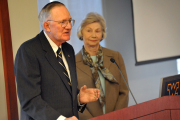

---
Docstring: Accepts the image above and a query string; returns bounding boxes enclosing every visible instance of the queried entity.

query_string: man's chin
[63,37,71,41]
[61,39,70,43]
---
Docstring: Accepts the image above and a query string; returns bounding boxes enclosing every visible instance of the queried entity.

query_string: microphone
[110,58,138,105]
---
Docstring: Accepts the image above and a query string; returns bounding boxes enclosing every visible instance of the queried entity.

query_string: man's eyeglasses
[47,19,75,27]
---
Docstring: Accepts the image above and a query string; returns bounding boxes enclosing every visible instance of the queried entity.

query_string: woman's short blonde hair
[77,12,106,41]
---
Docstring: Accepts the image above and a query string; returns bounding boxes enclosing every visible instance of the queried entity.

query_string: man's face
[46,6,72,46]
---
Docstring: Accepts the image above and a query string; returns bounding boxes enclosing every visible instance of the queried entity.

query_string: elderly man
[14,1,99,120]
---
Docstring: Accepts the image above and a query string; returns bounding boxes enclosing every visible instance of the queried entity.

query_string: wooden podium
[88,95,180,120]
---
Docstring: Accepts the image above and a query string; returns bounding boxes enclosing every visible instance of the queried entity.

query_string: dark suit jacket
[76,47,129,120]
[14,31,84,120]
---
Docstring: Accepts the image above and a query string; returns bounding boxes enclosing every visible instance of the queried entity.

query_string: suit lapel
[103,48,120,113]
[103,48,113,69]
[39,31,72,94]
[76,51,92,78]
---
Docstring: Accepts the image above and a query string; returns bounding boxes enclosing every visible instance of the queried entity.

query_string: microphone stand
[110,58,137,105]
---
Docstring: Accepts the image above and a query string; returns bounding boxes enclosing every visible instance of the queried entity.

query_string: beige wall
[0,35,8,120]
[7,0,40,58]
[0,0,40,119]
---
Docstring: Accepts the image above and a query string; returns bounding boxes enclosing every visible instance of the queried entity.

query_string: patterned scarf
[82,46,118,107]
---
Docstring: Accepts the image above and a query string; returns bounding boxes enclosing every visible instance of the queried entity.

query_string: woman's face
[82,22,103,47]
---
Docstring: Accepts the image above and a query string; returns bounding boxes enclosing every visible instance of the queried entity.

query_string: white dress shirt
[44,31,68,120]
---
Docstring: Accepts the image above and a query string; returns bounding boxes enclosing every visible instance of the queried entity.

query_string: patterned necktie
[57,47,71,87]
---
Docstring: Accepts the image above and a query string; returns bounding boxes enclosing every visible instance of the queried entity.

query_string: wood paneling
[171,110,180,120]
[89,96,180,120]
[0,0,19,120]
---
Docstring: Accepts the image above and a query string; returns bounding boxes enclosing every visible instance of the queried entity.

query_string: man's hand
[79,85,100,104]
[65,116,78,120]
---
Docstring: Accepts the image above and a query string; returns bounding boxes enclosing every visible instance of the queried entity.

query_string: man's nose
[65,21,72,29]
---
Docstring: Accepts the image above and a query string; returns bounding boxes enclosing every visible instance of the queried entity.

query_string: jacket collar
[76,47,114,77]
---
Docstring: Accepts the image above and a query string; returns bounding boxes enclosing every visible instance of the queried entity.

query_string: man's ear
[43,21,50,32]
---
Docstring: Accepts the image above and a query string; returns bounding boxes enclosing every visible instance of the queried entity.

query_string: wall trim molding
[0,0,19,120]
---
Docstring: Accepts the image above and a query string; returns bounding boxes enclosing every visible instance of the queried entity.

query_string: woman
[76,12,129,120]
